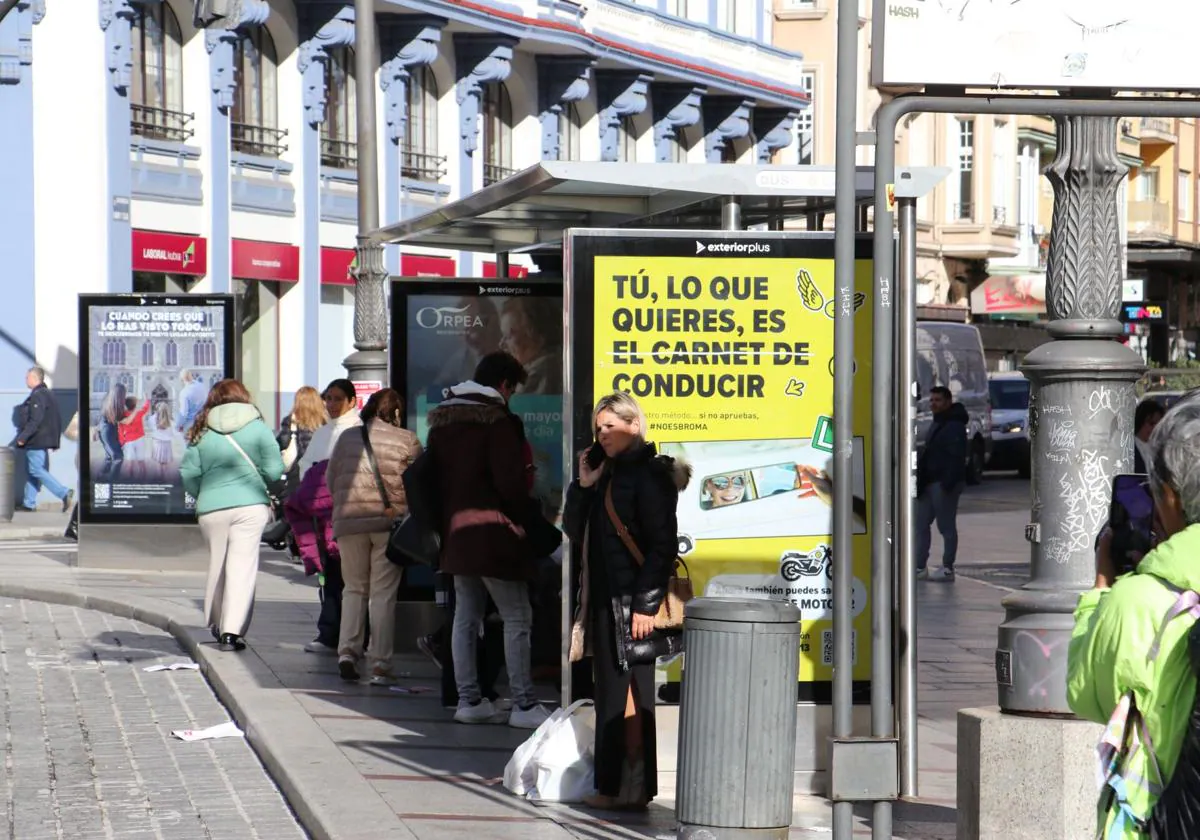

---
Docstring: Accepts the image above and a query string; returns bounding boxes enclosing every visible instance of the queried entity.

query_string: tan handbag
[604,482,693,631]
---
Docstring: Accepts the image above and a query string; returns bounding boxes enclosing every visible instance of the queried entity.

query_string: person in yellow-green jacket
[1068,394,1200,839]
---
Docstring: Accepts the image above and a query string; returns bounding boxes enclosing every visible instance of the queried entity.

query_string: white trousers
[200,504,270,637]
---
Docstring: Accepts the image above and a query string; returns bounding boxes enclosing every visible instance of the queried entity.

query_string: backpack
[1098,579,1200,839]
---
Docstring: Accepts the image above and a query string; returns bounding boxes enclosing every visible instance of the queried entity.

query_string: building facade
[1,0,805,495]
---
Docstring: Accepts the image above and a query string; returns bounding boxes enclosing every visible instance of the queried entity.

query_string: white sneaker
[932,567,956,582]
[304,639,338,655]
[508,704,552,730]
[454,698,499,725]
[493,698,514,713]
[915,568,929,581]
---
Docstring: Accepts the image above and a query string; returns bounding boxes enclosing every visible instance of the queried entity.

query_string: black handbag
[523,498,562,558]
[614,597,683,669]
[360,426,440,567]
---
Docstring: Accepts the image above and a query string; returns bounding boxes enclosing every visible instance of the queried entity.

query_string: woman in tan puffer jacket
[325,388,422,684]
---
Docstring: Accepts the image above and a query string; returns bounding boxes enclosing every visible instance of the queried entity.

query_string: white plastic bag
[503,699,595,803]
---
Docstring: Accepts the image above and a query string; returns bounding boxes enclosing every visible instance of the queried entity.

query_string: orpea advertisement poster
[568,231,873,696]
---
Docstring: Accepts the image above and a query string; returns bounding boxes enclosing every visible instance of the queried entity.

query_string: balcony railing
[992,206,1008,225]
[232,123,288,158]
[953,202,974,221]
[483,162,517,187]
[131,104,194,143]
[1129,199,1171,235]
[321,138,357,170]
[402,149,447,183]
[1139,118,1177,142]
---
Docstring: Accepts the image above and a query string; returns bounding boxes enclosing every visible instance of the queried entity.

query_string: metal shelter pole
[495,252,510,278]
[721,197,742,231]
[345,0,389,384]
[832,0,861,834]
[873,93,1183,719]
[895,197,918,797]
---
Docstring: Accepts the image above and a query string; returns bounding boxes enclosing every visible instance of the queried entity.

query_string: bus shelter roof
[370,162,949,253]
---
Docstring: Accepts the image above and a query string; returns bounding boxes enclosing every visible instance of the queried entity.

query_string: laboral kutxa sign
[568,230,873,697]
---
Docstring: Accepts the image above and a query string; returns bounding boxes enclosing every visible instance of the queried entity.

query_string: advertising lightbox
[78,294,237,524]
[568,231,874,700]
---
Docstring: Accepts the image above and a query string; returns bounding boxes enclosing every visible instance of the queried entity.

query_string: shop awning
[370,162,949,253]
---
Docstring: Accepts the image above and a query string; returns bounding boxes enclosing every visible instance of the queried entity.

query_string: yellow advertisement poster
[573,232,874,695]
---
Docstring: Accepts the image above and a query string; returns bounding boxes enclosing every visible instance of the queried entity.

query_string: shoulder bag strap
[359,424,392,510]
[604,480,645,567]
[223,433,269,493]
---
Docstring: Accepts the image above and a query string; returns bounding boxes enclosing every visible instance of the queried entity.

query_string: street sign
[871,0,1200,92]
[568,230,874,699]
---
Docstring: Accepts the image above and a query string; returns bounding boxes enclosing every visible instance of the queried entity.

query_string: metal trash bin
[676,597,802,840]
[0,447,14,522]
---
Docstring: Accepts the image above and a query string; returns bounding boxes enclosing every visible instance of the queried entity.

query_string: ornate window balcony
[321,138,357,170]
[131,104,194,143]
[483,163,517,186]
[232,123,288,158]
[402,149,447,183]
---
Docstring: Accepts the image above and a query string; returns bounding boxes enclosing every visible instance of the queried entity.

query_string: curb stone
[0,581,419,840]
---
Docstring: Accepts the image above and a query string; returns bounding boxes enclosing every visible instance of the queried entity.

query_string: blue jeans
[23,448,68,509]
[916,482,963,570]
[452,576,536,709]
[98,421,123,482]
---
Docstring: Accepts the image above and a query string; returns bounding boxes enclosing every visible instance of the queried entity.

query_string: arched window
[558,103,581,162]
[92,373,110,395]
[141,340,154,366]
[617,116,637,162]
[102,340,127,367]
[165,339,178,368]
[482,82,513,186]
[321,47,357,169]
[232,27,283,157]
[130,4,188,142]
[193,339,217,368]
[117,373,135,393]
[404,65,442,182]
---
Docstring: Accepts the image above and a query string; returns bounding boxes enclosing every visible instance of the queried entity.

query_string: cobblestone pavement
[0,598,307,840]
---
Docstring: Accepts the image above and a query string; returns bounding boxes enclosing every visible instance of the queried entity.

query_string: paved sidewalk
[0,477,1028,840]
[0,596,305,839]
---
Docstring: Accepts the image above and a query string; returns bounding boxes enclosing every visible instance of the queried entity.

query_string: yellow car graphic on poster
[577,232,875,692]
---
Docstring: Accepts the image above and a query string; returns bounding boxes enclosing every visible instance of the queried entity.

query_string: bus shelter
[372,161,946,795]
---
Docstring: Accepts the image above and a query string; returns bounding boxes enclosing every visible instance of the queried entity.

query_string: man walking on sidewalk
[427,351,548,730]
[14,367,71,514]
[916,385,967,581]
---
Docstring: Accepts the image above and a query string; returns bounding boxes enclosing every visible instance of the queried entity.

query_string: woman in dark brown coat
[326,388,421,685]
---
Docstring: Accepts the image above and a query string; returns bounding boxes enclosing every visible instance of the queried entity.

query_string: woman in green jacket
[1068,394,1200,838]
[180,379,284,652]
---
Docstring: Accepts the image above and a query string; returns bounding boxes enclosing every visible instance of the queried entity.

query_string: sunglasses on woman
[709,475,746,490]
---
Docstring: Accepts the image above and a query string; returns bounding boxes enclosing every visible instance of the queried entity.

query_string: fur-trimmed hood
[613,442,691,494]
[427,380,511,430]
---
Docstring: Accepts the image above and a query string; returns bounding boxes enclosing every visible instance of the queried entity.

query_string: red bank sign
[232,239,300,283]
[319,247,456,284]
[132,230,208,276]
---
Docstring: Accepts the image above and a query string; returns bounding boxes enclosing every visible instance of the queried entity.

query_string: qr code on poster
[93,484,111,503]
[821,630,857,666]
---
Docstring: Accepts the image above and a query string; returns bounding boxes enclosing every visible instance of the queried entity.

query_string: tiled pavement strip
[0,476,1030,840]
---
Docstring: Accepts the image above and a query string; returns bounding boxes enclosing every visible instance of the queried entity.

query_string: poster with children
[78,295,235,522]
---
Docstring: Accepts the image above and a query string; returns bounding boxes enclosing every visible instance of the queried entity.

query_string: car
[987,372,1030,478]
[1140,390,1188,411]
[915,322,993,484]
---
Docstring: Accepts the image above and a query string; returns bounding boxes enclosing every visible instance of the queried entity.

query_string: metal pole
[344,0,390,384]
[721,196,742,231]
[896,197,918,796]
[832,0,859,834]
[495,252,510,279]
[1000,115,1143,714]
[873,94,1173,720]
